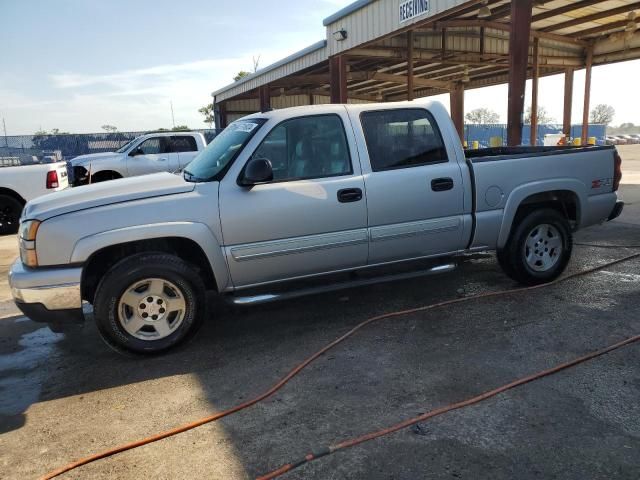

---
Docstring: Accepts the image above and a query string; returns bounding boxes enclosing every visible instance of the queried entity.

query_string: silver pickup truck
[9,101,623,354]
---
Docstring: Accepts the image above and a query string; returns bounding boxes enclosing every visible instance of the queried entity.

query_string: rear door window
[360,109,448,171]
[170,136,198,153]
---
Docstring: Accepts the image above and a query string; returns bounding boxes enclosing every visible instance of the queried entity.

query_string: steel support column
[581,46,593,145]
[259,85,271,112]
[530,37,540,146]
[563,69,574,140]
[450,82,465,144]
[215,102,227,129]
[330,55,348,104]
[407,30,414,101]
[507,0,533,146]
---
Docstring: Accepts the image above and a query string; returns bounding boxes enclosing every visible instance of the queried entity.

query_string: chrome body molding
[229,229,369,262]
[369,217,461,242]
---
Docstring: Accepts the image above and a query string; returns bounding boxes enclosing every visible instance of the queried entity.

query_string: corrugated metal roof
[212,40,328,101]
[323,0,377,26]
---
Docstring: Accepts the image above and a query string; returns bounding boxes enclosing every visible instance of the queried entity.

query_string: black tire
[498,208,573,286]
[93,253,207,355]
[0,194,24,235]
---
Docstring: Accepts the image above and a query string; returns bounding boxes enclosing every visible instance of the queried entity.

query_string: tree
[590,104,615,125]
[198,103,215,128]
[234,71,251,82]
[524,105,554,124]
[465,108,500,124]
[101,125,118,133]
[171,125,190,131]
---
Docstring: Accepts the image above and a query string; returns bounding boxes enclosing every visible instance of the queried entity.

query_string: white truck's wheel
[498,208,573,286]
[94,253,206,354]
[0,194,23,235]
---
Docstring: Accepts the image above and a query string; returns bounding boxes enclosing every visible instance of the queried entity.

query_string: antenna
[2,117,7,147]
[170,101,176,128]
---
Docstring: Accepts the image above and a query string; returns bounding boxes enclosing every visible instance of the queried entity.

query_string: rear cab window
[360,109,448,172]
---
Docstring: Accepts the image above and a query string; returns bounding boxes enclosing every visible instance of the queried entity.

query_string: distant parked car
[605,136,618,145]
[629,134,640,143]
[68,132,207,186]
[620,135,639,144]
[613,135,629,145]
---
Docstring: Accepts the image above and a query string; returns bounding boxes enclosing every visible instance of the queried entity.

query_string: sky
[1,0,639,135]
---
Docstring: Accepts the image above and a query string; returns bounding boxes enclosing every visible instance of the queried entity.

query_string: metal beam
[330,55,348,103]
[450,82,465,144]
[407,30,414,101]
[542,2,640,33]
[531,0,603,24]
[436,19,588,46]
[259,85,270,112]
[574,20,628,39]
[563,69,574,138]
[507,0,533,146]
[582,45,593,145]
[530,38,540,146]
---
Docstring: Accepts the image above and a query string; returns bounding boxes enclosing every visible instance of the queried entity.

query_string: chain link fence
[0,129,221,165]
[464,124,607,148]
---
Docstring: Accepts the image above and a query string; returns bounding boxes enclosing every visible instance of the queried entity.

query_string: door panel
[126,137,178,176]
[365,164,466,263]
[219,112,368,288]
[354,107,467,264]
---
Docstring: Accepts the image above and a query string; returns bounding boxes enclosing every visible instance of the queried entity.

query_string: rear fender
[498,179,586,249]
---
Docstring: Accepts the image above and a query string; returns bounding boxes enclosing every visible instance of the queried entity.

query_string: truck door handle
[431,178,454,192]
[337,188,363,203]
[159,157,167,161]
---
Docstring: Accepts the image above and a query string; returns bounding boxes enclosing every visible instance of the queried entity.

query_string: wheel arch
[0,187,27,205]
[75,222,230,303]
[498,180,585,249]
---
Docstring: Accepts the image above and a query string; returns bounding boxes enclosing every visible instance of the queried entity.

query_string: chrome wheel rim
[118,278,187,341]
[524,223,563,272]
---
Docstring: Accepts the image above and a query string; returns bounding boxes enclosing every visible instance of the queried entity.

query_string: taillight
[46,170,59,189]
[613,150,622,192]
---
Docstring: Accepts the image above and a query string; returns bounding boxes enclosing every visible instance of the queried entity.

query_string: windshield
[183,119,266,182]
[115,138,138,153]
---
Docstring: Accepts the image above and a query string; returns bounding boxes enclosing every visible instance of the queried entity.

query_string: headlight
[19,220,40,267]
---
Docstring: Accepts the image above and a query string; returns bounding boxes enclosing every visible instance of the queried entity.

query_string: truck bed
[466,145,614,162]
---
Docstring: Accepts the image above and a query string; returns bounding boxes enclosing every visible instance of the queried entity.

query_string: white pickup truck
[69,132,207,185]
[9,101,623,354]
[0,162,69,235]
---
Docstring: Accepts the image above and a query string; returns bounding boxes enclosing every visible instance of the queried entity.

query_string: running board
[229,263,456,306]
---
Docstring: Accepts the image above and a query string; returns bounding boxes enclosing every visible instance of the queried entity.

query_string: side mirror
[129,146,144,157]
[239,158,273,186]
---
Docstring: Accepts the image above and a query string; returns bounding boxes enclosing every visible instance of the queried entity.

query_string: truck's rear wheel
[94,253,206,354]
[498,208,572,286]
[0,194,23,235]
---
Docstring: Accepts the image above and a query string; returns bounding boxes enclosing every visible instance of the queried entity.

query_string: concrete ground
[1,147,640,479]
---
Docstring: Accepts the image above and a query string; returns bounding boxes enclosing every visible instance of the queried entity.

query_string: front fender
[71,221,230,291]
[497,179,586,249]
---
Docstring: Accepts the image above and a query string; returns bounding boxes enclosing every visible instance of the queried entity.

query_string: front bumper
[9,259,84,326]
[608,201,624,221]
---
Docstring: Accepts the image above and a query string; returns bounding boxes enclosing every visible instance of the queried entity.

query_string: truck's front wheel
[94,253,206,354]
[498,208,572,286]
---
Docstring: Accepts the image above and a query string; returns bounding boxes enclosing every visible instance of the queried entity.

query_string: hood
[70,152,121,166]
[23,172,196,221]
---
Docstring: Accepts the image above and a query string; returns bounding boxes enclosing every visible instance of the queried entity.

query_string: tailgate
[52,162,70,191]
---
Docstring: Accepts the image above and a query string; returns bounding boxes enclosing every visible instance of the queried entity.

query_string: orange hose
[257,332,640,479]
[40,252,640,480]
